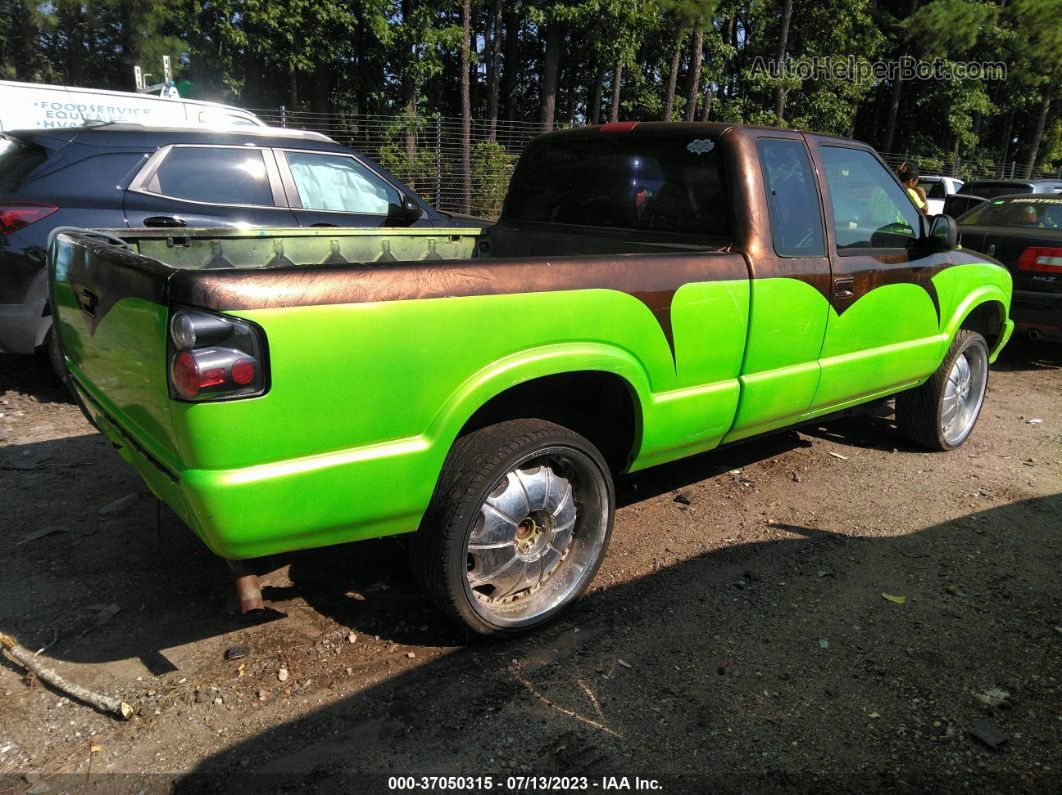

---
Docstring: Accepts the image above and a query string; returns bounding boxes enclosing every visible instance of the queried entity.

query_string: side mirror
[926,213,958,252]
[388,195,423,222]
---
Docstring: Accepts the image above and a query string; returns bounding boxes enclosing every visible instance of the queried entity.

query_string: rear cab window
[502,133,732,239]
[819,146,920,251]
[756,138,825,257]
[146,146,276,206]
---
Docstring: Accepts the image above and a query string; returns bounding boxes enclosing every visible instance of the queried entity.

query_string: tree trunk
[1023,92,1051,176]
[609,59,624,122]
[774,0,793,124]
[663,41,681,120]
[998,109,1013,173]
[460,0,472,214]
[486,0,503,139]
[725,16,737,99]
[500,7,520,120]
[288,61,298,108]
[311,67,329,114]
[881,0,920,152]
[700,82,713,121]
[564,58,578,124]
[540,23,562,131]
[880,59,905,152]
[685,22,705,122]
[590,65,604,125]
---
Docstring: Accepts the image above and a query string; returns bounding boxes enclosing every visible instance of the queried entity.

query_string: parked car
[958,194,1062,341]
[917,175,964,215]
[0,79,264,130]
[944,177,1062,218]
[0,123,476,358]
[51,122,1013,635]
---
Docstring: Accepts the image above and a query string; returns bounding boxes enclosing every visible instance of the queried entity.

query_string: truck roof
[534,121,864,146]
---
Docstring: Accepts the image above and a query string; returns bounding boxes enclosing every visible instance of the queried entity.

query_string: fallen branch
[509,663,624,739]
[0,632,132,720]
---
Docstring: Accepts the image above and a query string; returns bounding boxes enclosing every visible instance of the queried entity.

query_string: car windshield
[959,197,1062,229]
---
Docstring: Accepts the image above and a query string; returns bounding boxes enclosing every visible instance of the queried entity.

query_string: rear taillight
[0,202,58,235]
[1017,246,1062,273]
[168,308,268,401]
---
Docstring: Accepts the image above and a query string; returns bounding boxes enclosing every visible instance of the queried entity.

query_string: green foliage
[1,0,1059,185]
[374,112,441,196]
[470,140,516,217]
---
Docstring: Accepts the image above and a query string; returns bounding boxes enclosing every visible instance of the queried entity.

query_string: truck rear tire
[896,329,989,451]
[410,419,614,636]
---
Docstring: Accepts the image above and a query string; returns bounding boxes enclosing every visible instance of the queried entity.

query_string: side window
[152,147,274,206]
[820,146,919,251]
[756,138,825,257]
[919,180,946,199]
[283,151,400,214]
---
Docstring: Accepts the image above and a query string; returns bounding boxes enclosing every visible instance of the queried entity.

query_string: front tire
[410,419,614,636]
[896,329,989,450]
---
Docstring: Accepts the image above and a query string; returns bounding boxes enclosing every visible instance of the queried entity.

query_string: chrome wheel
[941,340,988,446]
[464,451,608,628]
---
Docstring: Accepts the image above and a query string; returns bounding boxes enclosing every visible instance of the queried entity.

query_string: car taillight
[0,202,58,235]
[168,307,268,401]
[1017,246,1062,273]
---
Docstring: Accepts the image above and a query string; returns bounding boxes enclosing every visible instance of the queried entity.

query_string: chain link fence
[252,108,1060,218]
[251,109,544,218]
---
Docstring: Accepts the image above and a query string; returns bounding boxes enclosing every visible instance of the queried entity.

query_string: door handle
[143,215,187,228]
[833,277,855,300]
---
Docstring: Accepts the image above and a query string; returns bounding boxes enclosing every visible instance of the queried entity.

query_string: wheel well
[960,301,1006,351]
[460,371,639,474]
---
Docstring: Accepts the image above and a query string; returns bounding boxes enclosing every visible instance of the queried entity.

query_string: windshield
[959,197,1062,229]
[503,134,732,238]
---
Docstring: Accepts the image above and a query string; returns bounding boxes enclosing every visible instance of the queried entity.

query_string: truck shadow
[0,351,72,404]
[0,426,822,668]
[173,494,1061,790]
[991,334,1061,372]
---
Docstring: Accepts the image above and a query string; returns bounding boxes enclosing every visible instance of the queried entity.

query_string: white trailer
[0,80,264,131]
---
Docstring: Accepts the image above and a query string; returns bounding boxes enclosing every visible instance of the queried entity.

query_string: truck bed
[118,223,726,271]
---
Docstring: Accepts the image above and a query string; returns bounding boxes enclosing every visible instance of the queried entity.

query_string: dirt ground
[0,338,1059,793]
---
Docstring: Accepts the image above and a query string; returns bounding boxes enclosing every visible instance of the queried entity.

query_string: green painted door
[724,134,831,443]
[809,144,946,413]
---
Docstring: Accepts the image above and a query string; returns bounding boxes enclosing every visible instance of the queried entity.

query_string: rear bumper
[1012,290,1062,341]
[72,378,437,560]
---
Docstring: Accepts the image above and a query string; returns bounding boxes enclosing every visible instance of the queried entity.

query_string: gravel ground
[0,338,1059,793]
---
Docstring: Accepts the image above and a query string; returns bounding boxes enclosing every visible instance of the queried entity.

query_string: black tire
[896,329,989,451]
[410,419,614,637]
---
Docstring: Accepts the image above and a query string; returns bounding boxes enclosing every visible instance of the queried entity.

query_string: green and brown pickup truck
[50,122,1013,635]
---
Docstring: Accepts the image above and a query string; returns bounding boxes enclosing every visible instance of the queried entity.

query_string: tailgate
[49,231,182,473]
